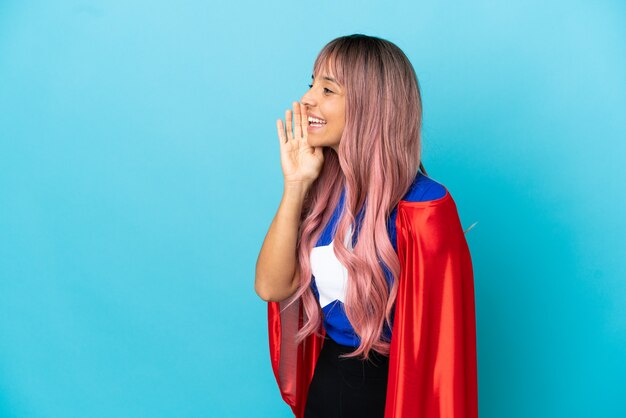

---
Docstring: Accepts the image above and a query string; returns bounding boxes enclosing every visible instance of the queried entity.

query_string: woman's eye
[307,84,333,94]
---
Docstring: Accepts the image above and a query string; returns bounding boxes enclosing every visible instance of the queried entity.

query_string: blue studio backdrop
[0,1,625,417]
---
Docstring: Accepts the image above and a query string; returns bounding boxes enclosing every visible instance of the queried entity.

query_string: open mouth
[308,116,327,128]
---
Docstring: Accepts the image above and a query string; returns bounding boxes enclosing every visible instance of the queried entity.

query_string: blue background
[1,1,625,417]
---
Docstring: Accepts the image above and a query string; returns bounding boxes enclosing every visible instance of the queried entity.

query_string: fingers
[300,102,308,141]
[285,108,293,142]
[276,119,287,145]
[278,101,307,145]
[293,102,302,138]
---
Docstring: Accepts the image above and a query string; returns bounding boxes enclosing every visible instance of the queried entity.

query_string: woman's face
[300,69,346,152]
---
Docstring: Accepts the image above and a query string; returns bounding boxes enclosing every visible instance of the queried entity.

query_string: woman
[255,34,478,418]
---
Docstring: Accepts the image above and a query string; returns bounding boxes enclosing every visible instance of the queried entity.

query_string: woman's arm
[254,182,309,302]
[256,101,323,302]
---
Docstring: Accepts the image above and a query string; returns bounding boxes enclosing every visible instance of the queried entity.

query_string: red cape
[268,191,478,417]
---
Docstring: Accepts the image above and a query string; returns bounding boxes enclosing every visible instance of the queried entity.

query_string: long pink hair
[283,34,426,360]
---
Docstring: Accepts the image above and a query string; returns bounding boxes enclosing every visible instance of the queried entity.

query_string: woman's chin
[306,137,338,150]
[306,138,320,147]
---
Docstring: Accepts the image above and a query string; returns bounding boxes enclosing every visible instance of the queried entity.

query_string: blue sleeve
[402,173,447,202]
[417,181,447,201]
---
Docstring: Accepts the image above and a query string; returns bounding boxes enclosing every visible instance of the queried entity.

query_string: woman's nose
[300,90,315,107]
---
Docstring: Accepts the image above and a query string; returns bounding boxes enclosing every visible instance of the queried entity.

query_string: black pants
[304,336,389,418]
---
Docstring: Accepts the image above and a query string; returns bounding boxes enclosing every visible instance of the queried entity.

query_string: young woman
[255,34,478,418]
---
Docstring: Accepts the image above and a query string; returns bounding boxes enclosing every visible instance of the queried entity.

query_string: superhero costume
[267,185,478,418]
[309,172,447,347]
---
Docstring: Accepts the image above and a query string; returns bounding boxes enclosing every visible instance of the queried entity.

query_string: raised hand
[276,101,325,186]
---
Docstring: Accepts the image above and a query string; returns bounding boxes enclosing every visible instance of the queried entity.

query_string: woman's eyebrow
[311,74,339,86]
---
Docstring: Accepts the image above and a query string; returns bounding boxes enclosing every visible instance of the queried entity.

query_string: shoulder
[396,173,467,254]
[401,171,447,203]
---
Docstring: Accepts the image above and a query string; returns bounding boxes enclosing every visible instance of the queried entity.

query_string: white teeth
[308,116,326,124]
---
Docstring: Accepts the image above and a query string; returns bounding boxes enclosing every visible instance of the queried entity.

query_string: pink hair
[283,34,426,360]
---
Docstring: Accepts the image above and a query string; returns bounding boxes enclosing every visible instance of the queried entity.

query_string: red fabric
[267,191,478,418]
